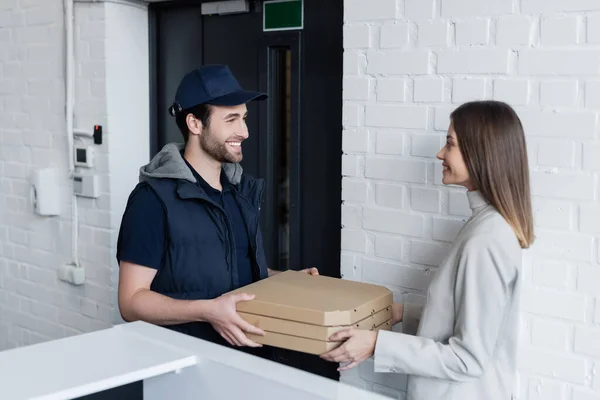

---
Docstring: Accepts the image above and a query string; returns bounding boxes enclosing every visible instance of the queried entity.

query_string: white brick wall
[455,18,490,46]
[342,1,600,398]
[0,0,148,351]
[2,1,600,397]
[0,0,96,349]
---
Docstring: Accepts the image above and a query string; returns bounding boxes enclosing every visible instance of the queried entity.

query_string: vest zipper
[233,182,265,279]
[253,183,265,277]
[215,202,237,288]
[197,197,236,278]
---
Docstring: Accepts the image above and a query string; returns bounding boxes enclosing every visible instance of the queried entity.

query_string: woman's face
[436,123,474,190]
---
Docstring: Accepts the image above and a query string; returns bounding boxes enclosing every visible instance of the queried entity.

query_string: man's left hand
[320,329,377,371]
[268,267,319,277]
[300,267,319,276]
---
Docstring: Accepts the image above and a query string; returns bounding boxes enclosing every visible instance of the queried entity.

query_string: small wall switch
[58,264,85,285]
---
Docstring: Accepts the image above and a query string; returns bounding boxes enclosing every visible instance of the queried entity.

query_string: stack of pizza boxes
[232,270,394,355]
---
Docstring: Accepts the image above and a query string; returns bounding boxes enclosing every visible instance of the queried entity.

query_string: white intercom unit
[30,168,60,216]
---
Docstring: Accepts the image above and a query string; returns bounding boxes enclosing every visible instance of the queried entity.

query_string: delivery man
[115,64,317,359]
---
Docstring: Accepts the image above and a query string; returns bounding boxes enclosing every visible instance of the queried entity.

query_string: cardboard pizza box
[246,319,393,355]
[231,270,393,326]
[239,306,392,341]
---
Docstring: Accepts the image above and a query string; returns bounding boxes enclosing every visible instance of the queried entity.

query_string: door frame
[258,32,302,272]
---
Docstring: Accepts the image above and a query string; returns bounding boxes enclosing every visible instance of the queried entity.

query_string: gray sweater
[374,190,522,400]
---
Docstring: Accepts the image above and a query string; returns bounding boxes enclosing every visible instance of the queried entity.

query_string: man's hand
[205,292,265,347]
[300,267,319,276]
[320,329,378,371]
[268,267,319,276]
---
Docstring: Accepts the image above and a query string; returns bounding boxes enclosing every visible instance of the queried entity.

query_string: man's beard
[199,128,241,163]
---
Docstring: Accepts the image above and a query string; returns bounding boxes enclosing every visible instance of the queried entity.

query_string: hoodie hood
[139,142,243,185]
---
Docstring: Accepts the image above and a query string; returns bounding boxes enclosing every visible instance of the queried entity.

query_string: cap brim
[206,90,268,106]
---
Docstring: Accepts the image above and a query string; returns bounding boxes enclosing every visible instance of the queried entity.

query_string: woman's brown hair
[451,100,534,249]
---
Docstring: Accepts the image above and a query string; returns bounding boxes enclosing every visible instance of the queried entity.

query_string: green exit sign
[263,0,303,32]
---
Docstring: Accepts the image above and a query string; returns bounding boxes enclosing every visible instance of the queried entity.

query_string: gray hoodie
[139,142,244,185]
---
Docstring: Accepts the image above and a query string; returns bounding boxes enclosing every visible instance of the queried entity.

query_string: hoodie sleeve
[373,234,517,381]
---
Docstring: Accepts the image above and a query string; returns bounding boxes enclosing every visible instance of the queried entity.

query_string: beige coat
[374,190,522,400]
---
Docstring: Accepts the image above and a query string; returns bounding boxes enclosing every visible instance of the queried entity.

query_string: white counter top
[0,321,391,400]
[0,323,196,400]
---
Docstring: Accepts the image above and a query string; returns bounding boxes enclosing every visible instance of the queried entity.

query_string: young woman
[321,100,534,400]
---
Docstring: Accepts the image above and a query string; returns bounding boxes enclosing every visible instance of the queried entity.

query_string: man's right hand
[205,292,265,347]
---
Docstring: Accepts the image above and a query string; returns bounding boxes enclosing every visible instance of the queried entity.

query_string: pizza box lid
[231,270,393,326]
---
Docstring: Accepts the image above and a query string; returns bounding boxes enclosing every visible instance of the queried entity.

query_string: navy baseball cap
[169,64,267,117]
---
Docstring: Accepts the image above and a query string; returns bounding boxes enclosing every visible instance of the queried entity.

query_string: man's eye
[227,119,234,123]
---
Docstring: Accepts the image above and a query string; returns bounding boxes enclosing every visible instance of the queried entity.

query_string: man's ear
[186,113,203,136]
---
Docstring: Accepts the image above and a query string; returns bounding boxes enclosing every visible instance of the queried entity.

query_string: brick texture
[342,0,600,397]
[0,1,108,351]
[0,0,151,352]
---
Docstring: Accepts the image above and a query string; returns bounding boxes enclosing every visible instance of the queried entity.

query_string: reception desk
[0,321,390,400]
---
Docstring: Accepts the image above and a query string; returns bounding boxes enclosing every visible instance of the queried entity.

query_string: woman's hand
[319,329,378,371]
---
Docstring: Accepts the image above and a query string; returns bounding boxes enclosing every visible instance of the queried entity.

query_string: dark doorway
[150,0,343,380]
